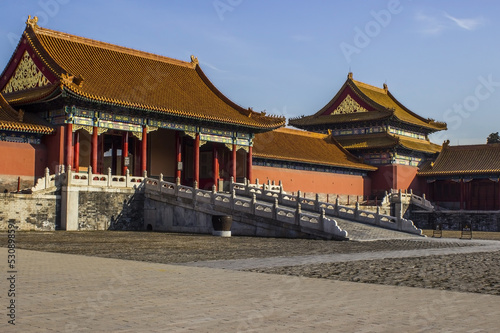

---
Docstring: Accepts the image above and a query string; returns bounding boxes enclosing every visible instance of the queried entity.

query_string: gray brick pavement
[2,247,499,332]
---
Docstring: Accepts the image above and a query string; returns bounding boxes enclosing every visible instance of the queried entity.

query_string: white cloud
[414,10,486,35]
[444,12,485,31]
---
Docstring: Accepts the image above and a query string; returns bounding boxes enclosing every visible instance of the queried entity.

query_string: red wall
[42,125,65,173]
[252,165,370,196]
[369,164,420,196]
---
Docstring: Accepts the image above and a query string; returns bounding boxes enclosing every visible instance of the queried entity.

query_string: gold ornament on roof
[190,55,199,67]
[331,94,368,115]
[2,51,50,94]
[26,15,39,29]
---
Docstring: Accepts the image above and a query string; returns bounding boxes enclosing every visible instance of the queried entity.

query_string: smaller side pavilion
[252,128,376,195]
[0,92,53,191]
[418,142,500,210]
[289,73,446,196]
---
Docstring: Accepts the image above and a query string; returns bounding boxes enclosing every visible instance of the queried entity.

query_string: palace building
[0,16,285,191]
[289,73,447,196]
[418,141,500,210]
[2,17,499,213]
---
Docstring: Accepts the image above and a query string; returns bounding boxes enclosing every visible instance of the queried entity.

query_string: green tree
[487,132,500,144]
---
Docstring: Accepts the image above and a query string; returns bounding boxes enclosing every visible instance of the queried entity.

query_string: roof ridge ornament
[383,83,388,92]
[26,15,39,29]
[348,72,353,80]
[190,55,199,67]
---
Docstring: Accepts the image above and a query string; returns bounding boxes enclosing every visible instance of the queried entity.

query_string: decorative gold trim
[147,126,158,133]
[73,125,93,134]
[331,94,368,115]
[236,145,249,153]
[184,131,197,140]
[97,127,109,135]
[2,51,50,94]
[225,143,234,151]
[132,131,142,140]
[199,140,207,147]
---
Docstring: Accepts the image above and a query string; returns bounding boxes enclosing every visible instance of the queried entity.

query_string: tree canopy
[487,132,500,144]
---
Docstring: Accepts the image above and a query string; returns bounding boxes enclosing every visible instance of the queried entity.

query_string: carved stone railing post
[231,189,236,210]
[273,198,278,220]
[175,177,180,197]
[44,167,50,188]
[320,208,326,230]
[230,176,234,193]
[192,181,198,204]
[143,170,148,178]
[295,203,302,225]
[211,185,217,205]
[105,167,111,187]
[88,166,94,186]
[315,193,320,212]
[297,190,302,204]
[251,193,257,215]
[334,197,340,216]
[355,201,360,220]
[255,178,259,187]
[376,206,381,225]
[66,166,73,186]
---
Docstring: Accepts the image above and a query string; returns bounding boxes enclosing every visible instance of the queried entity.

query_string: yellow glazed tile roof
[289,74,447,132]
[336,132,441,154]
[253,127,377,171]
[0,92,54,134]
[4,20,285,130]
[418,142,500,176]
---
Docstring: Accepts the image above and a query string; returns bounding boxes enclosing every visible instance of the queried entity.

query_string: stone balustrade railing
[31,166,146,192]
[145,177,422,236]
[381,189,434,211]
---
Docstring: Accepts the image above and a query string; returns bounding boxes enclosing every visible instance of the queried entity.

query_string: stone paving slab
[183,239,500,270]
[2,249,499,332]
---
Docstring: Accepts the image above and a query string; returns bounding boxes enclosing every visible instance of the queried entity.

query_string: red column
[92,126,98,173]
[73,131,80,172]
[213,144,219,190]
[194,134,200,186]
[231,144,237,181]
[141,126,147,175]
[460,180,464,210]
[247,146,253,183]
[122,131,129,175]
[175,132,182,180]
[65,123,73,169]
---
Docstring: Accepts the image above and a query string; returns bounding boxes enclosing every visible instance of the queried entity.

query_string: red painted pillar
[92,126,98,173]
[194,133,200,186]
[213,144,219,190]
[141,126,147,175]
[247,146,253,183]
[459,180,464,210]
[231,144,237,181]
[65,123,73,169]
[73,131,80,172]
[175,132,182,180]
[122,131,129,175]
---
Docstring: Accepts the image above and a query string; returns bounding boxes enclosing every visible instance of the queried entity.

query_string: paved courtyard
[1,232,499,332]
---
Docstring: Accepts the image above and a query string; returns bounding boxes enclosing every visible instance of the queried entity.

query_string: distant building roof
[0,92,53,134]
[1,16,285,131]
[289,73,447,132]
[337,132,442,154]
[418,142,500,176]
[253,127,377,171]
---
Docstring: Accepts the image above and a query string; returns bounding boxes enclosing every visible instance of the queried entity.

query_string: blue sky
[1,0,499,145]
